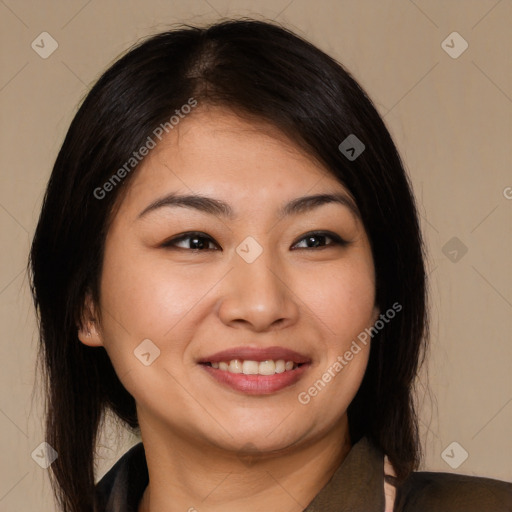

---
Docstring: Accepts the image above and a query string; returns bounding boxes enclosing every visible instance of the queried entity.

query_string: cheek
[100,241,212,340]
[97,243,214,399]
[298,346,370,427]
[298,256,377,342]
[295,256,376,419]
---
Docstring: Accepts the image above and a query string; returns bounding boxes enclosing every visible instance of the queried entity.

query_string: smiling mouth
[201,359,304,375]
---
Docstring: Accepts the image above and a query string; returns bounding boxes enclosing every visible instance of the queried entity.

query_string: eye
[161,230,349,252]
[291,231,349,250]
[161,231,220,251]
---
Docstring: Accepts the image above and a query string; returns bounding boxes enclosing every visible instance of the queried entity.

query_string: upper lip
[198,346,311,364]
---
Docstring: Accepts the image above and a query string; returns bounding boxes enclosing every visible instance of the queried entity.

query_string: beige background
[1,0,511,509]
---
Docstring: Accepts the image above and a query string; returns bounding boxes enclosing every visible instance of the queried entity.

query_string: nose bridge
[217,241,299,331]
[238,245,283,296]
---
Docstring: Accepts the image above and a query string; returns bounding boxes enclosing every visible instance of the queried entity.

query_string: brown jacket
[95,436,512,511]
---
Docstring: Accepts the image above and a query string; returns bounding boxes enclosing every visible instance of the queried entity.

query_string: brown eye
[292,231,349,250]
[161,230,349,252]
[161,232,220,251]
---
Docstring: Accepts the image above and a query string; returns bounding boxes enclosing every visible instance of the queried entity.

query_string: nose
[216,249,300,333]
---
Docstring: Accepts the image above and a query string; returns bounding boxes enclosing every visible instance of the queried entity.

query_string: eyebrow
[137,191,360,221]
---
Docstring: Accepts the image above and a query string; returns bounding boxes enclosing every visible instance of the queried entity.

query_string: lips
[198,346,311,364]
[198,346,312,395]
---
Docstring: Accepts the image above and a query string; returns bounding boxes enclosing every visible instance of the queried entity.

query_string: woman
[29,18,511,512]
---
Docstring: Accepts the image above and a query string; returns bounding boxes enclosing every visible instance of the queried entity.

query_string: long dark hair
[29,18,429,512]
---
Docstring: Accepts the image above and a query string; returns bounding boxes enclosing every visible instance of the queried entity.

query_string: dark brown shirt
[95,437,512,511]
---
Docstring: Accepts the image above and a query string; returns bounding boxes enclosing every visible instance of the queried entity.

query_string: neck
[137,415,352,512]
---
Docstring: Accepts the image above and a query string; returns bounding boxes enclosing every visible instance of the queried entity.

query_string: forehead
[116,106,355,217]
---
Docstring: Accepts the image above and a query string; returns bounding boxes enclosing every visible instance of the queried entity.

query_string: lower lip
[200,364,310,395]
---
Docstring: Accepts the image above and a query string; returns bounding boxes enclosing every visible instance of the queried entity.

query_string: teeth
[258,360,275,375]
[275,360,285,373]
[208,359,300,375]
[242,360,259,374]
[229,359,243,373]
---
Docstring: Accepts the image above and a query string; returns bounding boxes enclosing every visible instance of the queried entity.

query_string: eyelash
[160,231,349,252]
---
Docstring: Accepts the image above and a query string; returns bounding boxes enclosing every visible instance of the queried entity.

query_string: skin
[79,106,380,512]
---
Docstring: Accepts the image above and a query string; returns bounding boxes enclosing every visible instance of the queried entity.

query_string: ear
[77,293,103,347]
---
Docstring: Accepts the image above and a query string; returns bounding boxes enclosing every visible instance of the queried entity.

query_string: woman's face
[84,107,379,454]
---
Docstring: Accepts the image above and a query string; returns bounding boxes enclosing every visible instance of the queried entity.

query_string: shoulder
[95,442,148,512]
[395,470,512,512]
